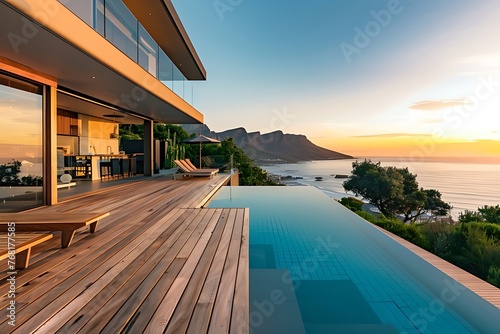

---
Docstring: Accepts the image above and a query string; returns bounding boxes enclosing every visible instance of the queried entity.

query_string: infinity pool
[208,186,499,334]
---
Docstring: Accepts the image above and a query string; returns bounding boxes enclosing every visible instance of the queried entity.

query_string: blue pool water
[208,186,500,334]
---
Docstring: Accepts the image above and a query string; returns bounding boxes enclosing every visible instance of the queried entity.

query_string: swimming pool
[207,186,499,334]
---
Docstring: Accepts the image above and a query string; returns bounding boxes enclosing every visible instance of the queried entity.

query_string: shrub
[448,224,500,283]
[340,197,364,212]
[369,216,428,249]
[459,222,500,242]
[487,266,500,287]
[353,208,500,288]
[355,210,376,223]
[419,223,455,258]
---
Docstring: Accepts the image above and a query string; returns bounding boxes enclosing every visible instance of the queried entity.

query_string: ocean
[259,158,500,218]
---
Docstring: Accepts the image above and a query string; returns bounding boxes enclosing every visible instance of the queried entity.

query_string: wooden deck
[0,175,249,333]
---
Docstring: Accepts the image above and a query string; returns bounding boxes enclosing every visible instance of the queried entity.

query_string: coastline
[260,159,500,219]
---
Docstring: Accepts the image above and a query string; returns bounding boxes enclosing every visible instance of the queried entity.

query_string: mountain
[182,125,353,163]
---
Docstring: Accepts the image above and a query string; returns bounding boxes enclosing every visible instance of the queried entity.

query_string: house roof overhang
[123,0,206,80]
[0,0,204,124]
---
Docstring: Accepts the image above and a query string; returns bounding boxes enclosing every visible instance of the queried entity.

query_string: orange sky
[315,135,500,162]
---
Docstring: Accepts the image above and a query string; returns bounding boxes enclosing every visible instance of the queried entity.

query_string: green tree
[154,124,191,142]
[459,205,500,225]
[458,210,484,223]
[343,160,450,222]
[424,189,452,216]
[478,205,500,224]
[203,138,278,186]
[0,160,42,186]
[0,160,22,185]
[119,124,143,140]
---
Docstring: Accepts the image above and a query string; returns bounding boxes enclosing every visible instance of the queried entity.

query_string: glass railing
[59,0,196,107]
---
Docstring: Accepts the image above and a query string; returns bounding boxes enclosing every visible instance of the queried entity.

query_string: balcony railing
[59,0,195,106]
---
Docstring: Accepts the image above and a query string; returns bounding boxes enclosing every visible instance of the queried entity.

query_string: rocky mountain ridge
[182,125,353,163]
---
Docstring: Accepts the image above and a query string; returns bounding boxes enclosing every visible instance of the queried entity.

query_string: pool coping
[372,224,500,308]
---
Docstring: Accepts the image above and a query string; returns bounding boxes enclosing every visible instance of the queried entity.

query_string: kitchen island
[64,154,132,180]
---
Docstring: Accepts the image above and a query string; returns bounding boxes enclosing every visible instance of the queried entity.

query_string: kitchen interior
[56,102,143,189]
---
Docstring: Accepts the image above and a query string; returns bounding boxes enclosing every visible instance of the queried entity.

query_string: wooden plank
[142,209,227,333]
[209,208,245,333]
[0,174,248,333]
[0,191,171,293]
[28,208,193,334]
[6,209,188,333]
[193,175,232,209]
[185,209,237,334]
[68,209,212,333]
[230,208,249,334]
[0,199,162,298]
[166,209,236,334]
[2,182,197,291]
[51,209,207,333]
[120,209,223,333]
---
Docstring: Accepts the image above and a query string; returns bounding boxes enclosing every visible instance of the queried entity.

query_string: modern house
[1,2,499,333]
[0,0,206,212]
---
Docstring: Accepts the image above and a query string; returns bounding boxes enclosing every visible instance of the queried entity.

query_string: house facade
[0,0,206,212]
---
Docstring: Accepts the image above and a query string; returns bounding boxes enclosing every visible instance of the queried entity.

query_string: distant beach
[260,158,500,218]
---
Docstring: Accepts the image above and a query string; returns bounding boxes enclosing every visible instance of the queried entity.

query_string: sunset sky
[173,0,500,159]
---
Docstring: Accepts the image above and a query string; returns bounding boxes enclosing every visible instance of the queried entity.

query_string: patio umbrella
[182,134,220,168]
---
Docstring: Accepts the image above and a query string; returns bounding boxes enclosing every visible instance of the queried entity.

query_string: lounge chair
[174,160,217,178]
[183,159,219,174]
[0,212,109,248]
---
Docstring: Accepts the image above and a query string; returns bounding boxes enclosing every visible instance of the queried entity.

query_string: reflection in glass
[58,0,197,105]
[0,76,43,212]
[138,25,158,76]
[159,49,174,90]
[104,0,138,61]
[95,0,105,36]
[172,65,185,99]
[60,0,94,26]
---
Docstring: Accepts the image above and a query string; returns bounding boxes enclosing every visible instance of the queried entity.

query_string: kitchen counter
[64,153,136,180]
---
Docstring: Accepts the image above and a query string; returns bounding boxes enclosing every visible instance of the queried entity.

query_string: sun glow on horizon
[313,134,500,162]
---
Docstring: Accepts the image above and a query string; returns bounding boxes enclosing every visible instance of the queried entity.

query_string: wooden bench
[56,182,76,189]
[0,212,110,248]
[0,232,53,269]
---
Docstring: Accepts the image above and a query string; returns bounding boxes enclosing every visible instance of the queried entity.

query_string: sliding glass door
[0,73,43,212]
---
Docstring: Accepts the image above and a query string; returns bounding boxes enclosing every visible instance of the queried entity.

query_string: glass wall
[138,25,157,76]
[103,0,138,61]
[60,0,195,106]
[159,49,174,90]
[0,73,44,212]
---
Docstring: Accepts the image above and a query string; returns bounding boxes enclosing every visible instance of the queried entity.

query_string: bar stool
[129,157,137,177]
[120,158,129,178]
[100,161,111,180]
[110,158,121,179]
